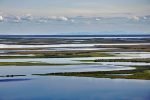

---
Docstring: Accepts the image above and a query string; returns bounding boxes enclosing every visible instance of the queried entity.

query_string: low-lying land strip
[0,51,114,58]
[33,66,150,80]
[79,58,150,63]
[0,62,70,66]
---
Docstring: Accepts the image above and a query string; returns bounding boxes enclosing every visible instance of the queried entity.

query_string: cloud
[0,16,3,21]
[14,16,21,22]
[129,16,140,21]
[59,16,68,21]
[21,14,33,21]
[142,16,150,20]
[1,15,69,23]
[4,15,21,23]
[95,18,101,21]
[1,14,150,24]
[37,17,49,23]
[51,16,68,21]
[127,15,150,21]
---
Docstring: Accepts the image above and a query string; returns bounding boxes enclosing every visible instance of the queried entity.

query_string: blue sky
[0,0,150,16]
[0,0,150,35]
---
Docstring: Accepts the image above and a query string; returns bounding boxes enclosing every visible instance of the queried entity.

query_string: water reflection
[0,76,149,100]
[0,78,31,82]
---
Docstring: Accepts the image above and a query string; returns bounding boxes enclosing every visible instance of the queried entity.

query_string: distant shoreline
[0,34,150,38]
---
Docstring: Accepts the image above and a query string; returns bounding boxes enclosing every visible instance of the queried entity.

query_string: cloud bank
[0,14,150,24]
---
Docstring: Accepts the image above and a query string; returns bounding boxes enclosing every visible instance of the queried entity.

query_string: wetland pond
[0,76,150,100]
[0,36,150,100]
[0,64,149,100]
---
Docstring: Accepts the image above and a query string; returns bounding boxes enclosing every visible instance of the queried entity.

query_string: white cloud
[3,15,21,23]
[0,16,3,21]
[129,16,140,21]
[49,16,68,21]
[38,18,48,23]
[58,16,68,21]
[21,14,33,21]
[14,16,21,22]
[1,14,150,24]
[95,18,101,21]
[50,16,57,19]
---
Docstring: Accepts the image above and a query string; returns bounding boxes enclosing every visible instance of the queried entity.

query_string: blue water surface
[0,76,150,100]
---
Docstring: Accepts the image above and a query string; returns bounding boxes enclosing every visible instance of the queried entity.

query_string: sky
[0,0,150,35]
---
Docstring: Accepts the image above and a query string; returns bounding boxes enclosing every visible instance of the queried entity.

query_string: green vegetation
[0,38,150,80]
[0,51,114,58]
[35,51,114,58]
[79,58,150,63]
[95,58,150,63]
[33,66,150,80]
[95,45,150,52]
[0,62,70,66]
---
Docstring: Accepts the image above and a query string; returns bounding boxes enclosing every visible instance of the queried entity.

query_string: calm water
[0,37,150,100]
[0,64,149,100]
[0,57,150,66]
[0,76,150,100]
[0,65,135,76]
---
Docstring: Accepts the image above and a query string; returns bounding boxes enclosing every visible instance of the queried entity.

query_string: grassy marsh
[33,66,150,80]
[0,62,70,66]
[79,58,150,63]
[0,51,114,58]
